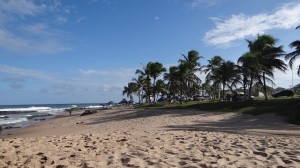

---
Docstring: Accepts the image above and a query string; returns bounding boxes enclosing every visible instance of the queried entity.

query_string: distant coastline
[0,103,113,131]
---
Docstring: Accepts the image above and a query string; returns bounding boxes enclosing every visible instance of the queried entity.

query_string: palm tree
[164,66,180,102]
[202,55,223,99]
[179,50,203,97]
[122,82,137,101]
[246,34,287,100]
[155,79,167,100]
[177,61,190,102]
[285,26,300,75]
[179,50,203,71]
[136,65,151,103]
[212,61,240,100]
[145,62,166,103]
[238,52,259,99]
[132,75,146,104]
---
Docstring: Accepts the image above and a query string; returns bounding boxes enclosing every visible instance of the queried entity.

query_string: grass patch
[137,98,300,125]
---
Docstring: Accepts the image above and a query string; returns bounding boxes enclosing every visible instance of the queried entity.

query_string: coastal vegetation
[136,97,300,125]
[121,28,300,124]
[123,28,300,103]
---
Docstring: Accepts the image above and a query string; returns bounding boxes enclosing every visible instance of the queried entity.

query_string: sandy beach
[1,106,300,167]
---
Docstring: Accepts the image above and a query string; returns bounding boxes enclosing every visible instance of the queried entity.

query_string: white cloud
[98,84,121,92]
[2,77,25,89]
[0,65,138,102]
[79,68,137,95]
[0,27,69,54]
[39,88,49,94]
[53,83,75,95]
[186,0,222,9]
[22,23,51,35]
[0,0,45,17]
[77,16,86,23]
[79,68,135,78]
[89,0,115,5]
[273,59,300,88]
[154,16,160,20]
[56,16,68,23]
[0,0,70,55]
[0,65,52,80]
[204,2,300,47]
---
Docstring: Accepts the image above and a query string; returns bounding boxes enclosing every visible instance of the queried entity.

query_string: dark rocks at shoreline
[0,111,38,115]
[34,118,46,121]
[1,125,22,130]
[0,116,9,119]
[80,110,97,116]
[26,114,53,119]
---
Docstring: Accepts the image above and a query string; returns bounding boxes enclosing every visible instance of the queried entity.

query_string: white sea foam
[0,106,69,115]
[0,106,51,112]
[86,105,103,109]
[0,117,28,125]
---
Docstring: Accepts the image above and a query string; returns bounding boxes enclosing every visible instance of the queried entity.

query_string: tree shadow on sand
[83,107,300,135]
[164,114,300,136]
[84,108,222,125]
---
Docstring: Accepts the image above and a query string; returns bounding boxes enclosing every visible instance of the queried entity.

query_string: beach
[1,106,300,167]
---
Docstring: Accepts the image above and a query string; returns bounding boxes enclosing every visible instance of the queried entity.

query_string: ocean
[0,103,107,130]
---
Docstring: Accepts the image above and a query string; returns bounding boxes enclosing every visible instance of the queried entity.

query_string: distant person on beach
[66,109,72,116]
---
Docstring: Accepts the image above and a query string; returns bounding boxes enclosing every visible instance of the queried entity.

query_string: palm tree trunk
[138,90,141,104]
[147,78,151,103]
[218,84,221,100]
[222,83,225,100]
[243,84,247,101]
[248,76,253,99]
[180,80,184,104]
[153,78,156,103]
[243,75,247,101]
[263,73,269,100]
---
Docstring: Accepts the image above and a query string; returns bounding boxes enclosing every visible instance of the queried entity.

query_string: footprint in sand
[253,151,268,157]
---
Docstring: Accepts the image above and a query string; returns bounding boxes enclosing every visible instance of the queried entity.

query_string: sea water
[0,103,106,130]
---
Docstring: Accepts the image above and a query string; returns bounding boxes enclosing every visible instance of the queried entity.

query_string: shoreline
[0,107,100,138]
[1,107,300,167]
[0,106,113,138]
[1,106,300,138]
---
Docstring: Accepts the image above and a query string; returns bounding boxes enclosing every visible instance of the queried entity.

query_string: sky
[0,0,300,105]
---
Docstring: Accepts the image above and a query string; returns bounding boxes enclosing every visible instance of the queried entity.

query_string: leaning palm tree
[136,65,151,103]
[145,62,166,103]
[285,26,300,75]
[246,34,287,100]
[132,75,146,104]
[122,82,137,101]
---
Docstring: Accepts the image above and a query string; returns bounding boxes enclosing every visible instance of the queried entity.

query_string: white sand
[0,107,299,167]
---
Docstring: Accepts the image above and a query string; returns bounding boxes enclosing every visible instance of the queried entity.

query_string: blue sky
[1,0,300,105]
